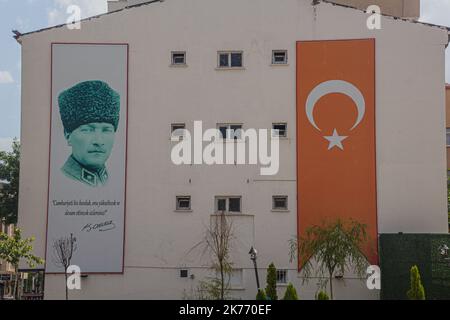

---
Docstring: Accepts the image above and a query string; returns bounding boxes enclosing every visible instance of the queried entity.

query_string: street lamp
[249,246,260,290]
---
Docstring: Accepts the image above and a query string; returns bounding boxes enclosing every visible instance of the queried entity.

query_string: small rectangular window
[447,128,450,146]
[215,196,242,213]
[272,50,287,64]
[176,196,191,211]
[171,51,186,65]
[273,196,288,210]
[180,269,189,278]
[218,51,243,68]
[272,123,287,138]
[171,123,186,141]
[276,270,288,284]
[217,124,243,140]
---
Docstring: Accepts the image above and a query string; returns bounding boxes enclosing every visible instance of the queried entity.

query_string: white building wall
[18,0,448,299]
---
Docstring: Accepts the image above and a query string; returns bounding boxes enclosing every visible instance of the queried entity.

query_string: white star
[324,129,348,151]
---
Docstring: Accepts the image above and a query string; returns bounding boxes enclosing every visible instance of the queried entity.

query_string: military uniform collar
[61,155,108,187]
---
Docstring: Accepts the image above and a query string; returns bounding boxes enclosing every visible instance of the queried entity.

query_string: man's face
[66,123,116,170]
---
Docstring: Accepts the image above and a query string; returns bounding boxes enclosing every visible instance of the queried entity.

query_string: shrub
[256,289,267,300]
[283,283,298,300]
[407,265,425,300]
[317,291,330,300]
[265,263,278,300]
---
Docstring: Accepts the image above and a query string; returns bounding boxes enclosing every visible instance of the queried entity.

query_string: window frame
[272,50,288,65]
[171,51,187,66]
[171,123,186,141]
[215,196,242,213]
[276,269,288,284]
[272,123,288,138]
[217,123,243,141]
[217,51,244,69]
[176,196,192,211]
[272,195,288,211]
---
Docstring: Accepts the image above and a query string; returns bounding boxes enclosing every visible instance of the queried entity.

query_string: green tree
[0,139,20,224]
[282,283,298,300]
[317,291,330,300]
[0,227,44,300]
[289,218,370,300]
[265,263,278,300]
[256,289,267,300]
[407,265,425,300]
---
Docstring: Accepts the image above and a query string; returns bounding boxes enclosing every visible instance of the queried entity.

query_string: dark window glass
[276,270,287,283]
[273,196,288,210]
[230,125,242,140]
[273,51,287,64]
[229,198,241,212]
[177,197,191,210]
[217,199,227,212]
[273,124,287,137]
[219,126,228,139]
[230,53,242,67]
[180,269,188,278]
[219,54,229,67]
[447,129,450,146]
[172,53,186,65]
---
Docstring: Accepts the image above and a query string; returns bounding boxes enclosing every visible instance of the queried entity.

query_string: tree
[52,233,77,300]
[265,263,278,300]
[0,227,44,300]
[256,289,267,300]
[289,218,370,300]
[316,291,330,300]
[188,211,235,300]
[282,283,298,300]
[407,265,425,300]
[0,139,20,224]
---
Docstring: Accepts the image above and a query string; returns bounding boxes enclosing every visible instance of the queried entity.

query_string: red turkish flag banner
[296,39,378,268]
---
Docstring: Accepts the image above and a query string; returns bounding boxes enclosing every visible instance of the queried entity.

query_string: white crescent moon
[305,80,366,131]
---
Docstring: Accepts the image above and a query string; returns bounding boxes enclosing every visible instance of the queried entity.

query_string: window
[276,270,288,284]
[217,124,242,140]
[171,51,186,65]
[171,123,186,141]
[272,50,287,65]
[215,196,241,213]
[180,269,189,278]
[218,51,243,68]
[176,196,191,211]
[272,123,287,138]
[273,196,288,210]
[447,128,450,146]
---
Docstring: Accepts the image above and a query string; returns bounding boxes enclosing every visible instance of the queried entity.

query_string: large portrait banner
[46,43,128,273]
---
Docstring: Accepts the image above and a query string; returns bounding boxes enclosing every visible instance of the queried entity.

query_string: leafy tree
[265,263,278,300]
[0,139,20,224]
[289,218,370,300]
[0,227,44,299]
[316,291,330,300]
[256,289,267,300]
[407,265,425,300]
[282,283,298,300]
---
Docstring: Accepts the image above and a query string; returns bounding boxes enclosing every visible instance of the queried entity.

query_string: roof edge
[14,0,450,42]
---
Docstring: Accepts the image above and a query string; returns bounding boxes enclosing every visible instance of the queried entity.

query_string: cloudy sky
[0,0,449,152]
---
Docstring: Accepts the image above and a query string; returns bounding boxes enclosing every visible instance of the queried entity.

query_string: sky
[0,0,449,152]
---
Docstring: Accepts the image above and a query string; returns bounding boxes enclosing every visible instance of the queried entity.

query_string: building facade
[16,0,449,299]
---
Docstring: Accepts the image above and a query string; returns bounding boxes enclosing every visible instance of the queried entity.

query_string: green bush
[265,263,278,300]
[317,291,330,300]
[407,265,426,300]
[256,289,267,300]
[282,283,298,300]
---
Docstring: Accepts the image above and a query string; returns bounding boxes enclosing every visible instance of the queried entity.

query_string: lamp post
[249,247,260,291]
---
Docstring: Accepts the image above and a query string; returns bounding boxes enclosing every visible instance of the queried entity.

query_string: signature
[81,220,116,232]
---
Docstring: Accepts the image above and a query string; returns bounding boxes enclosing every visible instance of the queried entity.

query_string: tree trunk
[13,265,19,300]
[65,270,68,300]
[329,271,334,300]
[220,262,224,300]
